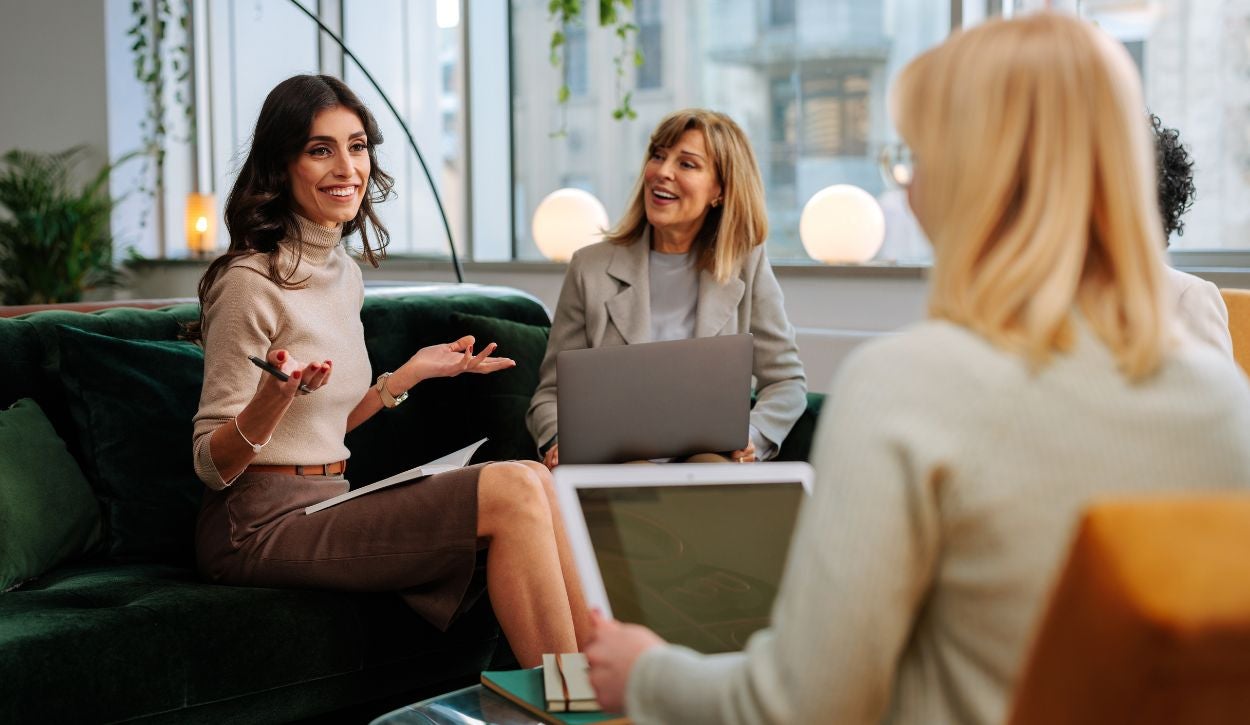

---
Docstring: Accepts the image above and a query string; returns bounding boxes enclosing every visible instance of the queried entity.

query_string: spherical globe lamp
[799,184,886,264]
[532,188,610,262]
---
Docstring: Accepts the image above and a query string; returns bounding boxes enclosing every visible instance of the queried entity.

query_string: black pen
[249,355,313,394]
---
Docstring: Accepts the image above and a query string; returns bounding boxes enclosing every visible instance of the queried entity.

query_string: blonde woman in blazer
[527,109,806,467]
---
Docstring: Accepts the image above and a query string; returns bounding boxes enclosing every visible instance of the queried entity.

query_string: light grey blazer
[526,237,807,452]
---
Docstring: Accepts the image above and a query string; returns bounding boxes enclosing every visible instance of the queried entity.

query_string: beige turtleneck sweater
[192,216,372,490]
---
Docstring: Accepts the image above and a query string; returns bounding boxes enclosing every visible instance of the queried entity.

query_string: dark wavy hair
[1151,112,1196,245]
[186,74,394,340]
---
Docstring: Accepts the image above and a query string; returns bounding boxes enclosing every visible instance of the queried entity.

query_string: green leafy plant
[548,0,643,135]
[0,148,134,305]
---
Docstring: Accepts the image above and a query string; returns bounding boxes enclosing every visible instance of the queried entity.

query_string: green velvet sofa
[0,283,823,723]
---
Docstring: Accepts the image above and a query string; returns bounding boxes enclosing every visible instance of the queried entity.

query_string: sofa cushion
[447,311,550,397]
[0,398,102,591]
[55,326,204,564]
[444,311,550,462]
[346,293,552,485]
[0,305,199,470]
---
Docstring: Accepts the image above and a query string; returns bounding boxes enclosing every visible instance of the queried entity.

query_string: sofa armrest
[774,392,825,463]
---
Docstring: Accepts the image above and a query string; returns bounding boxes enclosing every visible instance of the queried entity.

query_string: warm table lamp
[799,184,886,264]
[185,193,217,257]
[532,188,609,262]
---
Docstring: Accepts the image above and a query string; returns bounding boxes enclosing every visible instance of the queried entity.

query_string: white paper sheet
[303,438,487,515]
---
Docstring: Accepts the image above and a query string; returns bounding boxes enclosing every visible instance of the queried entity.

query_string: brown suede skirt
[195,463,488,631]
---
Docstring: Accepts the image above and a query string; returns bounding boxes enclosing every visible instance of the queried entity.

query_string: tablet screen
[577,482,805,653]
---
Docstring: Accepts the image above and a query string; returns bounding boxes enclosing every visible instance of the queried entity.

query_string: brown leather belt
[245,460,347,477]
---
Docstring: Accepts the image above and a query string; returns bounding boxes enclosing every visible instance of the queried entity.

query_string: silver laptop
[556,334,754,464]
[556,462,813,654]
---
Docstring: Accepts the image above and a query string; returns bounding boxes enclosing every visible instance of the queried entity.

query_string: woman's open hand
[257,349,332,400]
[408,335,516,381]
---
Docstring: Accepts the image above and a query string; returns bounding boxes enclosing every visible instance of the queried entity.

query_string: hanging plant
[548,0,644,135]
[126,0,193,229]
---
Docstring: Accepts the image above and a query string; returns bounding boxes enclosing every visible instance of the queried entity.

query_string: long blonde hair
[604,109,767,283]
[893,13,1170,379]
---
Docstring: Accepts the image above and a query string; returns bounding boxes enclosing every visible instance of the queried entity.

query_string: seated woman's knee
[517,459,557,495]
[479,461,551,532]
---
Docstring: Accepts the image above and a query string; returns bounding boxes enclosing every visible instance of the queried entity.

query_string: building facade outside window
[636,0,663,91]
[563,22,590,98]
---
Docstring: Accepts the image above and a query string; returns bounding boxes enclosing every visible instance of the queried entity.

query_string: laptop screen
[576,481,805,654]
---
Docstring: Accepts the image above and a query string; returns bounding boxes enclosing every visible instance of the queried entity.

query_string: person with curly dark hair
[1151,112,1233,356]
[1153,113,1197,241]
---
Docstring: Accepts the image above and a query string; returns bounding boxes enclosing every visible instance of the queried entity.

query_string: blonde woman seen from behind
[583,14,1250,725]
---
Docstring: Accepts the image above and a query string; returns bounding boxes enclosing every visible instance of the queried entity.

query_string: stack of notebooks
[480,653,628,724]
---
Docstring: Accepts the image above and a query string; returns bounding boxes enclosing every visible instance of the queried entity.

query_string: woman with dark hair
[1151,112,1233,355]
[190,75,589,667]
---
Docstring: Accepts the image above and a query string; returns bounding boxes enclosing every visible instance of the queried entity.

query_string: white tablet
[555,462,813,654]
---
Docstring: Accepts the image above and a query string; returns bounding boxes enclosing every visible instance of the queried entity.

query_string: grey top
[625,319,1250,725]
[648,249,699,343]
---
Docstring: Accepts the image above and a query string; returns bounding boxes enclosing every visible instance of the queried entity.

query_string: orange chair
[1219,288,1250,377]
[1008,495,1250,725]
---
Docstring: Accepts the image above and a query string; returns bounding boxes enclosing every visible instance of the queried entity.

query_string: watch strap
[375,372,409,408]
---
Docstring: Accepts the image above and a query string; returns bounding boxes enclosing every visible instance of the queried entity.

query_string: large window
[510,0,950,262]
[113,0,1250,265]
[203,0,320,250]
[112,0,466,260]
[342,0,466,258]
[1078,0,1250,251]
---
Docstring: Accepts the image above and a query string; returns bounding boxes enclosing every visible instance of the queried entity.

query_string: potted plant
[0,147,133,305]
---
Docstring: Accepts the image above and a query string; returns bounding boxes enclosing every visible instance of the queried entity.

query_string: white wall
[0,0,110,174]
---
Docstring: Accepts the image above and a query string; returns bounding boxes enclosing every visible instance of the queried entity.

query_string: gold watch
[375,372,408,408]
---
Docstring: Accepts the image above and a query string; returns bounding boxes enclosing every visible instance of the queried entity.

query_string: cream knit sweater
[626,319,1250,725]
[192,216,371,490]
